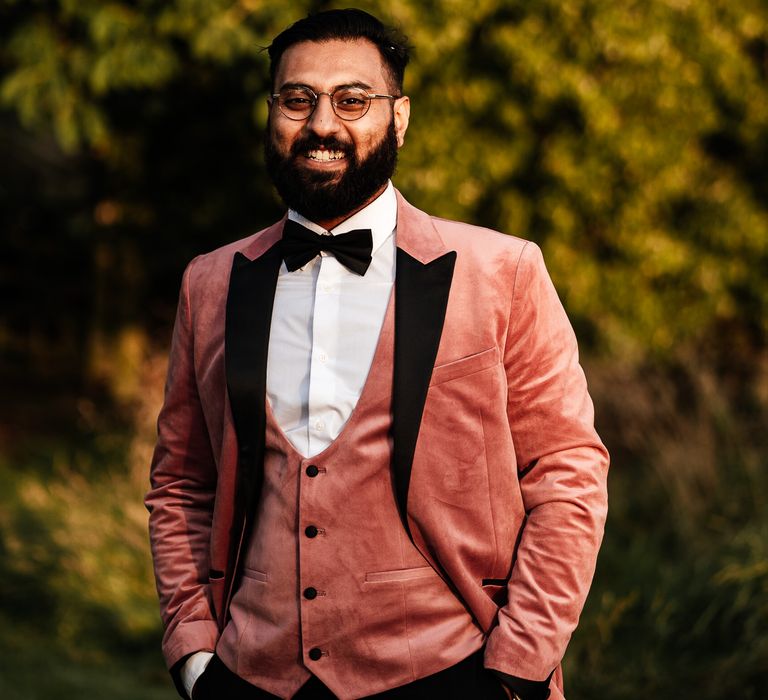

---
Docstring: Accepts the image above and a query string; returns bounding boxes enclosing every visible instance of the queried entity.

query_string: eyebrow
[277,81,375,93]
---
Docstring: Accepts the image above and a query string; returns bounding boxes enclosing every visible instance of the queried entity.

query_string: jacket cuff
[492,669,553,700]
[170,654,193,700]
[163,618,219,698]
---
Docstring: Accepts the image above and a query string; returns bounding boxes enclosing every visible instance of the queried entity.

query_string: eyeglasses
[271,86,400,121]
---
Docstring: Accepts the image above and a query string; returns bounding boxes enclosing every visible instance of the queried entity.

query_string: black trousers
[193,649,507,699]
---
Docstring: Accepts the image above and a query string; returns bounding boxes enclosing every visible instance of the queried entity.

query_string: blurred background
[1,0,767,698]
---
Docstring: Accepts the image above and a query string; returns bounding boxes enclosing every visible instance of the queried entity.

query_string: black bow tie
[281,219,373,275]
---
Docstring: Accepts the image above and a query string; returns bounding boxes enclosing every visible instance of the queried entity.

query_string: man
[146,9,608,700]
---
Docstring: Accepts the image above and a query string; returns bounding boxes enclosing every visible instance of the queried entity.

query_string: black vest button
[305,525,319,538]
[308,647,323,661]
[305,465,319,477]
[303,587,318,600]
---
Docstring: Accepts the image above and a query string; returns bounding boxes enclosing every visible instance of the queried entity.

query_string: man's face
[265,39,410,225]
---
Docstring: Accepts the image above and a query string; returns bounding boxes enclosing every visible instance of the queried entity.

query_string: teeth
[307,150,345,161]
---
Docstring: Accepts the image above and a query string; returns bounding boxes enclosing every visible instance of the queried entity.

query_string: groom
[146,9,609,700]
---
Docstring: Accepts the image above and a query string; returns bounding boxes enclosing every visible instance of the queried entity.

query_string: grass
[0,424,176,699]
[564,357,768,698]
[0,636,172,700]
[565,479,768,699]
[1,355,766,699]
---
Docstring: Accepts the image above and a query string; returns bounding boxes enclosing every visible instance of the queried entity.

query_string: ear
[393,96,410,148]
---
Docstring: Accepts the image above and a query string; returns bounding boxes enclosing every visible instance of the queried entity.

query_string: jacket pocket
[429,347,499,387]
[241,566,268,582]
[481,578,508,606]
[207,570,226,620]
[365,565,438,583]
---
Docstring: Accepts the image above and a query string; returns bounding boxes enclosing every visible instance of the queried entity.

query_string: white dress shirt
[181,182,398,697]
[267,181,397,456]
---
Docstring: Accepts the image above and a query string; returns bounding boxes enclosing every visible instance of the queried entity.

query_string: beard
[264,119,398,223]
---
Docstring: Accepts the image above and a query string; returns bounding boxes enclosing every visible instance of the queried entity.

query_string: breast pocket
[364,566,439,583]
[419,347,502,499]
[429,347,499,387]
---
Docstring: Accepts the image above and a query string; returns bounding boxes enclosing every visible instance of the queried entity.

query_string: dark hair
[268,9,411,93]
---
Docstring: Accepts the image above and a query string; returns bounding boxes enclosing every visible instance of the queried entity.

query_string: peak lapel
[392,192,456,536]
[225,235,283,516]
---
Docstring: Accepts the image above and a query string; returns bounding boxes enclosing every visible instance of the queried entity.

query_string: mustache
[289,135,353,157]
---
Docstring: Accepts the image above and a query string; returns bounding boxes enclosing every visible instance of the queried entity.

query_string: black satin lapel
[393,248,457,536]
[224,244,281,600]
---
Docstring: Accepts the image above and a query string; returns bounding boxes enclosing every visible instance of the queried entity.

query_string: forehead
[274,39,389,90]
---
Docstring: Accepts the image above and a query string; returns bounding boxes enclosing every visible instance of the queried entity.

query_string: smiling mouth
[306,149,346,162]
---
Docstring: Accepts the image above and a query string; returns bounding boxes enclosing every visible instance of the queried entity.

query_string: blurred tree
[2,2,768,698]
[0,0,304,412]
[2,0,767,391]
[393,0,768,363]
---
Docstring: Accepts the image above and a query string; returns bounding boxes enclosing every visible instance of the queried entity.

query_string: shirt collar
[287,181,397,257]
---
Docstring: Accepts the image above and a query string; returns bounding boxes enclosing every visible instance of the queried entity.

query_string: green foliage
[0,440,173,698]
[393,0,768,359]
[563,357,768,697]
[1,2,768,699]
[566,463,768,699]
[2,0,767,361]
[0,644,171,700]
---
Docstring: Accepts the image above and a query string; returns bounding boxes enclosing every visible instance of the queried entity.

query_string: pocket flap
[365,565,438,583]
[429,347,499,387]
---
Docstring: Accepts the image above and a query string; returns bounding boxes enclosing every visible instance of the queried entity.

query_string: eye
[334,89,369,114]
[337,95,366,106]
[280,90,314,110]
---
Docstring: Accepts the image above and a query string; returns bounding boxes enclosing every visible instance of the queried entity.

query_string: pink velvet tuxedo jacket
[146,190,609,699]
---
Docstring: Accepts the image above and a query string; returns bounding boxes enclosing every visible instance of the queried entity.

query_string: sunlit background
[1,1,767,698]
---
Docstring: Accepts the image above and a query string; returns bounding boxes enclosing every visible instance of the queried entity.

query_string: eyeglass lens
[277,87,371,121]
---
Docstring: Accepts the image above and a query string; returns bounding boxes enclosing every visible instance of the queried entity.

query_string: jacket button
[305,465,319,477]
[308,647,323,661]
[303,587,318,600]
[305,525,319,538]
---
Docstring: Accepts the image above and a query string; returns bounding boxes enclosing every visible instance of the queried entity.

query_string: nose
[305,92,340,138]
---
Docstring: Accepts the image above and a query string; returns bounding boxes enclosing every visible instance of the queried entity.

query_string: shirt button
[305,525,319,538]
[306,465,319,477]
[308,648,323,661]
[314,419,325,431]
[318,351,327,363]
[303,587,318,600]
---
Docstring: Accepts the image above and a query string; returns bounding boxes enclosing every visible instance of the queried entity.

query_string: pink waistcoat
[216,304,485,700]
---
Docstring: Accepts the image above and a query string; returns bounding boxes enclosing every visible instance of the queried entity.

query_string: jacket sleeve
[145,258,220,683]
[484,242,609,684]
